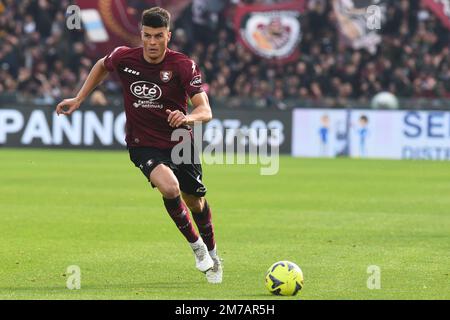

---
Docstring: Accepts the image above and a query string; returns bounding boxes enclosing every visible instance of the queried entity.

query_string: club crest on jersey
[160,71,172,82]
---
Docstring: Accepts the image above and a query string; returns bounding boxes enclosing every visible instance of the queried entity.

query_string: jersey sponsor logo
[130,81,162,100]
[123,67,140,76]
[132,101,164,109]
[160,71,172,82]
[190,75,202,87]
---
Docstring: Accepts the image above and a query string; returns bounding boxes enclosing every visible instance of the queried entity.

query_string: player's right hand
[56,97,82,116]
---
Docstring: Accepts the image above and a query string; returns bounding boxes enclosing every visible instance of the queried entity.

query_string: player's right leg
[128,147,213,273]
[150,164,213,273]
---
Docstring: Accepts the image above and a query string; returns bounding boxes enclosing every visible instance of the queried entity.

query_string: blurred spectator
[90,90,108,106]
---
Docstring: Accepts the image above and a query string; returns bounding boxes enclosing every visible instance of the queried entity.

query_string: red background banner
[421,0,450,30]
[75,0,191,58]
[233,0,306,64]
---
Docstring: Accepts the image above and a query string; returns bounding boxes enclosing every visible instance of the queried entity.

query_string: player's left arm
[166,92,212,127]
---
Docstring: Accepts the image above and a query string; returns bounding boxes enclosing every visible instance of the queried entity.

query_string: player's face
[141,25,171,63]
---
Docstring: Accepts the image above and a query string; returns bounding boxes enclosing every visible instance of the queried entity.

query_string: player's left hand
[166,109,189,128]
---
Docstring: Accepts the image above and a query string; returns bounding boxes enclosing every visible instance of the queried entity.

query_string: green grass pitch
[0,148,449,300]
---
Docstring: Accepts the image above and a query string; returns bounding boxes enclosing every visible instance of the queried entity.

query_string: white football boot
[190,239,214,273]
[206,249,223,284]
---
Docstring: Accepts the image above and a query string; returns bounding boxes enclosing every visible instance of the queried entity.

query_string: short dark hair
[141,7,171,29]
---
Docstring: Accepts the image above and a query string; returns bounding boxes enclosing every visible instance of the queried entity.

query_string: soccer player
[55,7,222,283]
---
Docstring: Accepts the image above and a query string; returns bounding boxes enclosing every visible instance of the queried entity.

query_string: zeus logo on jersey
[123,67,140,76]
[190,75,202,88]
[130,81,162,100]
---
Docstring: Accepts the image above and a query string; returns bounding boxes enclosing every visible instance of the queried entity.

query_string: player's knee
[185,196,204,213]
[159,182,180,199]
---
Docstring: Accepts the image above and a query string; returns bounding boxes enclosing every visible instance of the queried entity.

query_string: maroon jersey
[104,46,204,148]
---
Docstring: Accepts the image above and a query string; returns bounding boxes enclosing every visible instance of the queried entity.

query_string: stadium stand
[0,0,449,109]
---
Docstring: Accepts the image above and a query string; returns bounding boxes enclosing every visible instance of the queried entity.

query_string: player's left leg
[175,139,222,283]
[182,193,215,253]
[182,192,222,284]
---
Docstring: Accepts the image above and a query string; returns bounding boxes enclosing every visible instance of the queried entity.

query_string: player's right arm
[55,57,109,116]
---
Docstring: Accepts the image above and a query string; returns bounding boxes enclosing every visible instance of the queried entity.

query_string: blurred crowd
[0,0,449,108]
[0,0,96,104]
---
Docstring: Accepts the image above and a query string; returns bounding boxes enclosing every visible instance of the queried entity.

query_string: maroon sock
[163,196,199,243]
[192,200,216,251]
